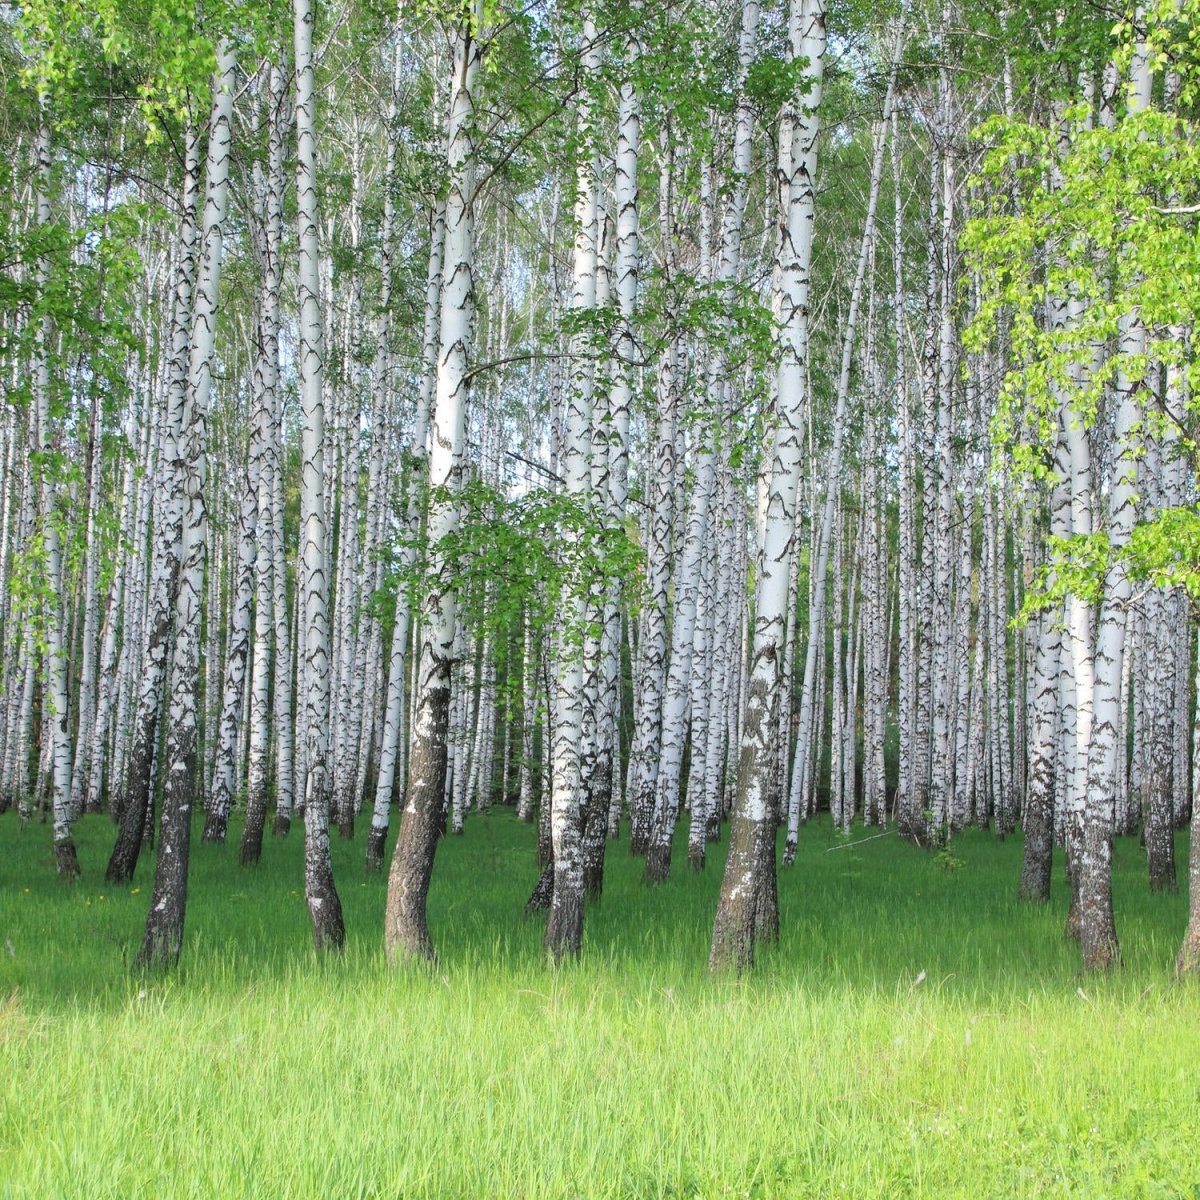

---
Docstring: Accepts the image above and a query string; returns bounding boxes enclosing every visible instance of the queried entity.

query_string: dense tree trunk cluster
[2,0,1198,974]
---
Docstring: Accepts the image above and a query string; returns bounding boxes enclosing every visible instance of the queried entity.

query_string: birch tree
[711,0,825,973]
[295,0,344,952]
[385,2,482,962]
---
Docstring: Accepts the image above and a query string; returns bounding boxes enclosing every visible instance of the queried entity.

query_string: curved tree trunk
[385,9,480,963]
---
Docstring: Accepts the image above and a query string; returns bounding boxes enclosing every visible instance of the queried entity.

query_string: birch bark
[240,62,287,867]
[385,7,481,961]
[138,43,236,967]
[711,0,824,972]
[295,0,345,952]
[545,13,600,959]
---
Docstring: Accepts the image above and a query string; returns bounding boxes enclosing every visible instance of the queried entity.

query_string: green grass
[1,807,1198,1199]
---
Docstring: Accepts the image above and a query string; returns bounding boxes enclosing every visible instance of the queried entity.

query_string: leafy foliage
[384,478,643,655]
[966,5,1200,610]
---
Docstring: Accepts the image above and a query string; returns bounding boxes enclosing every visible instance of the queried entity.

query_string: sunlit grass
[1,806,1197,1198]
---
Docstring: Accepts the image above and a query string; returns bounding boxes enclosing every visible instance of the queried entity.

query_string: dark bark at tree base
[1145,813,1178,892]
[583,859,605,900]
[337,816,355,840]
[364,825,387,872]
[136,746,195,971]
[107,796,149,884]
[545,861,583,961]
[54,838,81,881]
[705,811,721,844]
[628,796,651,857]
[1017,807,1052,903]
[643,837,671,884]
[581,758,611,900]
[524,861,553,914]
[272,812,291,837]
[201,812,228,843]
[1063,824,1082,940]
[106,742,157,884]
[1177,927,1200,974]
[534,793,552,865]
[385,683,450,965]
[1177,806,1200,974]
[306,867,345,953]
[239,800,267,867]
[1064,896,1081,941]
[1079,817,1120,970]
[754,837,780,943]
[782,837,796,866]
[1148,860,1178,892]
[710,813,778,973]
[1115,808,1139,837]
[687,842,705,871]
[302,762,346,954]
[1081,920,1119,968]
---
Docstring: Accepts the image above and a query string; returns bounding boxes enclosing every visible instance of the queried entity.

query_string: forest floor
[1,806,1197,1199]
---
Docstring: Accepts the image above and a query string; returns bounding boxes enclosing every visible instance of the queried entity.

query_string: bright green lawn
[0,807,1197,1199]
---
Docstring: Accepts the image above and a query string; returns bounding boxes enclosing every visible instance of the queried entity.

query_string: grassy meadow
[1,807,1198,1199]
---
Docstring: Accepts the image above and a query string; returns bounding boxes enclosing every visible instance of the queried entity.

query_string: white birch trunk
[712,0,824,972]
[294,1,344,952]
[138,43,236,966]
[545,13,600,960]
[32,118,77,876]
[385,8,481,961]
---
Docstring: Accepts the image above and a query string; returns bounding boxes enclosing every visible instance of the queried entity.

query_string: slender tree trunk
[31,117,78,878]
[241,62,287,868]
[545,12,601,960]
[626,129,681,858]
[138,43,236,968]
[385,8,480,962]
[711,0,824,973]
[106,125,202,884]
[1076,41,1153,971]
[295,0,345,952]
[1176,634,1200,973]
[580,14,641,897]
[368,92,446,869]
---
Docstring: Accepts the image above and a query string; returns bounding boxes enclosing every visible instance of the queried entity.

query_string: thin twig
[825,831,893,852]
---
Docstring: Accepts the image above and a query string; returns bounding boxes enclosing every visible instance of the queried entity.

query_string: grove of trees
[2,0,1199,974]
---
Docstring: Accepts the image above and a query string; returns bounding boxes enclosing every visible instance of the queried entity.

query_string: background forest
[2,0,1200,1194]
